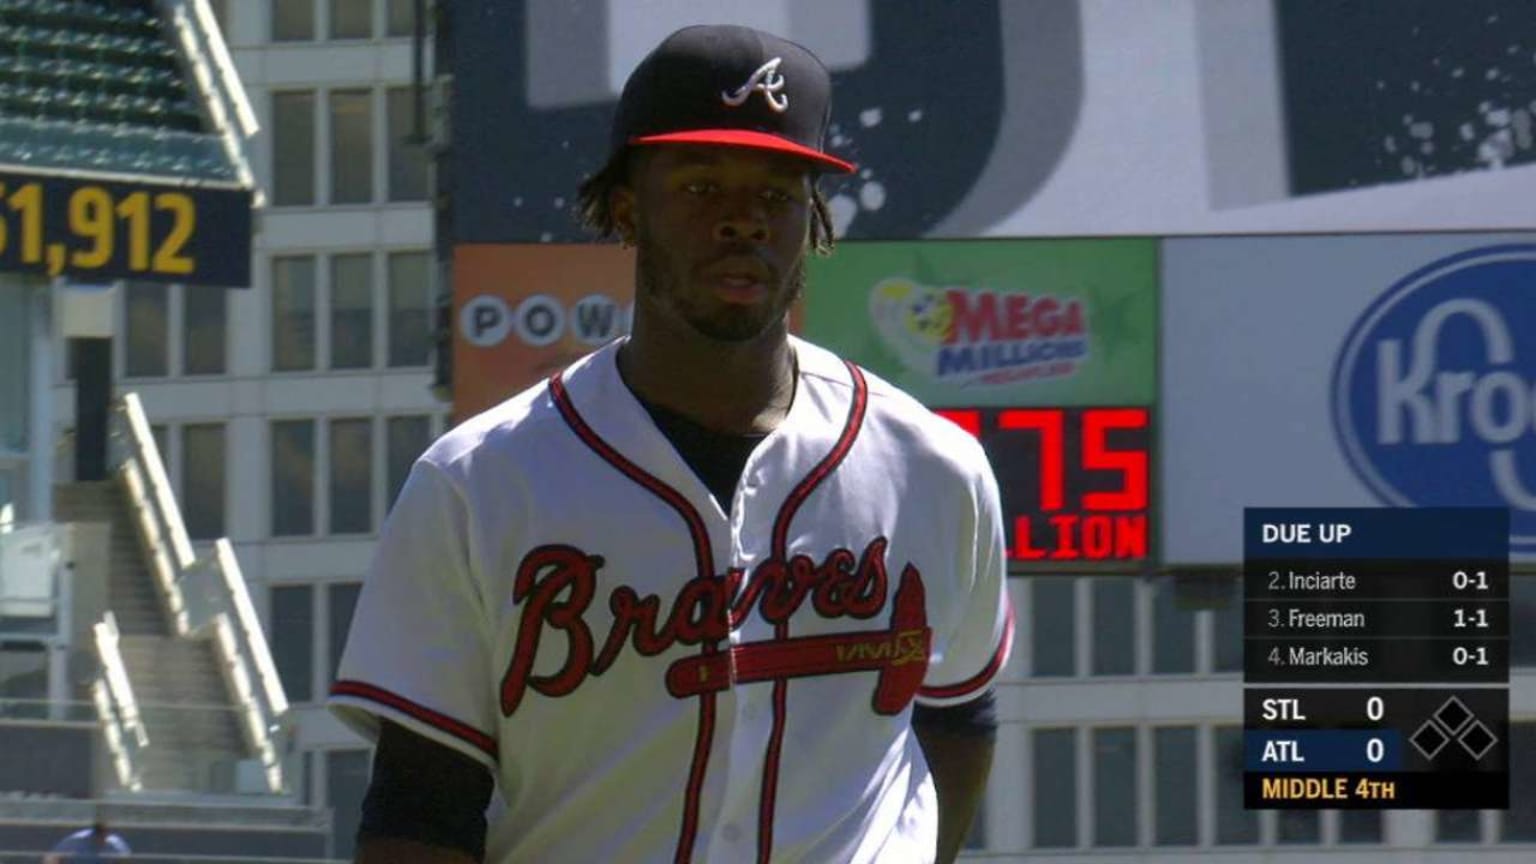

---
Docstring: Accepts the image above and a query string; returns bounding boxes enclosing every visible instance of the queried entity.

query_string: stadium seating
[0,0,238,182]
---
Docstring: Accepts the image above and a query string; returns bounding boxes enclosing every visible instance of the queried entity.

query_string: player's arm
[913,691,997,864]
[915,434,1014,863]
[326,459,505,863]
[354,721,494,863]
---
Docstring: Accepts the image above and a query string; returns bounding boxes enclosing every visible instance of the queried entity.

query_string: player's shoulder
[419,344,612,481]
[794,337,993,480]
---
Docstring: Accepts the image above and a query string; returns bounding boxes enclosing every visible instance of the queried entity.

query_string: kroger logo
[1332,245,1536,552]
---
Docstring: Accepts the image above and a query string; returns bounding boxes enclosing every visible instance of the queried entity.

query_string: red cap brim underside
[630,129,856,174]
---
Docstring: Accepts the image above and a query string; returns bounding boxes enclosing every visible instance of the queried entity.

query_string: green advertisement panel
[806,239,1157,406]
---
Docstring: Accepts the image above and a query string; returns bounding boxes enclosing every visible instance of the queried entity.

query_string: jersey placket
[703,449,779,862]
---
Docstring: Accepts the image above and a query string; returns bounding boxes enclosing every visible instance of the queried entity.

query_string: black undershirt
[358,388,997,857]
[634,394,767,511]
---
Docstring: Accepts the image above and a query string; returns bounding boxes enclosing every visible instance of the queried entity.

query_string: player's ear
[610,183,637,247]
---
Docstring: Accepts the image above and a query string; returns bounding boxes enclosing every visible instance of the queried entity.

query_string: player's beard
[634,228,805,344]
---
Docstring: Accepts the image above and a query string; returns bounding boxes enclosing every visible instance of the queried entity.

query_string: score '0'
[1367,696,1384,721]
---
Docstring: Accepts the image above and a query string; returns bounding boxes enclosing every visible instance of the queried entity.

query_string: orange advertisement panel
[453,244,636,424]
[452,243,804,424]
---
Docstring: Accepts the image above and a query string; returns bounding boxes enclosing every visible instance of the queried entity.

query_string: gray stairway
[54,481,168,635]
[117,634,249,791]
[52,481,251,792]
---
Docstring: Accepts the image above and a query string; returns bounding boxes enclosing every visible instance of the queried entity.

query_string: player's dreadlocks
[576,148,837,255]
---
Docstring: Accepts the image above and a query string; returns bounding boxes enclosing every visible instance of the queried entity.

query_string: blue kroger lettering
[1332,245,1536,551]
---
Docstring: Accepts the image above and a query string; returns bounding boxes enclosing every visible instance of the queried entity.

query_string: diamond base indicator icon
[1459,720,1497,761]
[1434,696,1472,735]
[1410,719,1450,760]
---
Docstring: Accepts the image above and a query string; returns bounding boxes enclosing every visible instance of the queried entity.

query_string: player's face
[616,145,813,343]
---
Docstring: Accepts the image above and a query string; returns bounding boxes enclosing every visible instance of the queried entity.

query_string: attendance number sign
[0,170,252,287]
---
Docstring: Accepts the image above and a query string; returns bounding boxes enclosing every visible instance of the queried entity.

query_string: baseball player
[329,24,1013,864]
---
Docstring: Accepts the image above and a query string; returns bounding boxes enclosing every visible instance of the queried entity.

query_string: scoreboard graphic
[1243,507,1510,810]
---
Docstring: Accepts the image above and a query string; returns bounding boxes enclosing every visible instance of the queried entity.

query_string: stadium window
[183,287,227,376]
[1437,810,1484,843]
[387,251,432,367]
[386,0,417,37]
[181,424,226,540]
[330,90,374,204]
[1090,578,1134,676]
[1153,727,1197,845]
[330,254,374,369]
[327,749,372,859]
[1339,811,1384,844]
[207,0,229,35]
[1212,580,1243,673]
[149,425,168,465]
[269,585,315,702]
[1214,726,1258,844]
[272,0,314,41]
[272,256,317,372]
[385,415,430,513]
[272,91,317,205]
[1093,727,1137,846]
[328,419,373,535]
[123,282,168,378]
[1032,728,1077,848]
[963,801,985,851]
[1276,805,1321,845]
[327,582,361,687]
[0,640,48,704]
[1,294,27,451]
[1152,577,1196,674]
[1501,722,1536,841]
[387,87,429,201]
[330,0,371,39]
[271,419,316,536]
[1511,577,1536,667]
[1031,577,1075,676]
[0,470,18,524]
[299,751,313,804]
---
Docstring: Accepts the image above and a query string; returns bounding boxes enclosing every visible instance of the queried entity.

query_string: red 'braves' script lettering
[500,538,905,716]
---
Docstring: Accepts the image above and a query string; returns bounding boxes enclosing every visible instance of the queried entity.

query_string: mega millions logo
[1332,245,1536,552]
[870,278,1089,388]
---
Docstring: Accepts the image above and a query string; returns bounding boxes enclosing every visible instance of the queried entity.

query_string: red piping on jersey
[331,679,497,759]
[549,372,717,864]
[917,599,1016,700]
[757,361,869,864]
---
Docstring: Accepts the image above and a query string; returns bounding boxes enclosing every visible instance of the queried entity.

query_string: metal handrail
[111,393,288,794]
[161,0,264,204]
[92,611,148,791]
[116,394,194,634]
[216,536,291,732]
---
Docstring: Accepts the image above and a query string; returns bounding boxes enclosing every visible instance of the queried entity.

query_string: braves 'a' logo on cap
[722,57,788,112]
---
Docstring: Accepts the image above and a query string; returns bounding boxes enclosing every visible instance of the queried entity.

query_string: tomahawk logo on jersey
[329,338,1013,863]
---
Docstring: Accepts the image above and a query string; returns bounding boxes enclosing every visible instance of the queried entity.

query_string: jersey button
[722,824,742,843]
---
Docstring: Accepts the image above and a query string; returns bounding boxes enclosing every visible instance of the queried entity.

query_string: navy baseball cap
[612,25,856,174]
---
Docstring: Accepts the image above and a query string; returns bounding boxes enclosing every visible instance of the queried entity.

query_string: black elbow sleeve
[359,721,496,860]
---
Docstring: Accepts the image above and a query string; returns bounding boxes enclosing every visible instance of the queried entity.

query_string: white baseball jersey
[329,335,1013,864]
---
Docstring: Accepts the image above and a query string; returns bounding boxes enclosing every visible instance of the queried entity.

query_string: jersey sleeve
[916,452,1015,708]
[326,458,500,771]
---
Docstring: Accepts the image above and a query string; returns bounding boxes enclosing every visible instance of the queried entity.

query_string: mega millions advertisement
[1161,234,1536,565]
[808,239,1158,572]
[805,239,1156,406]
